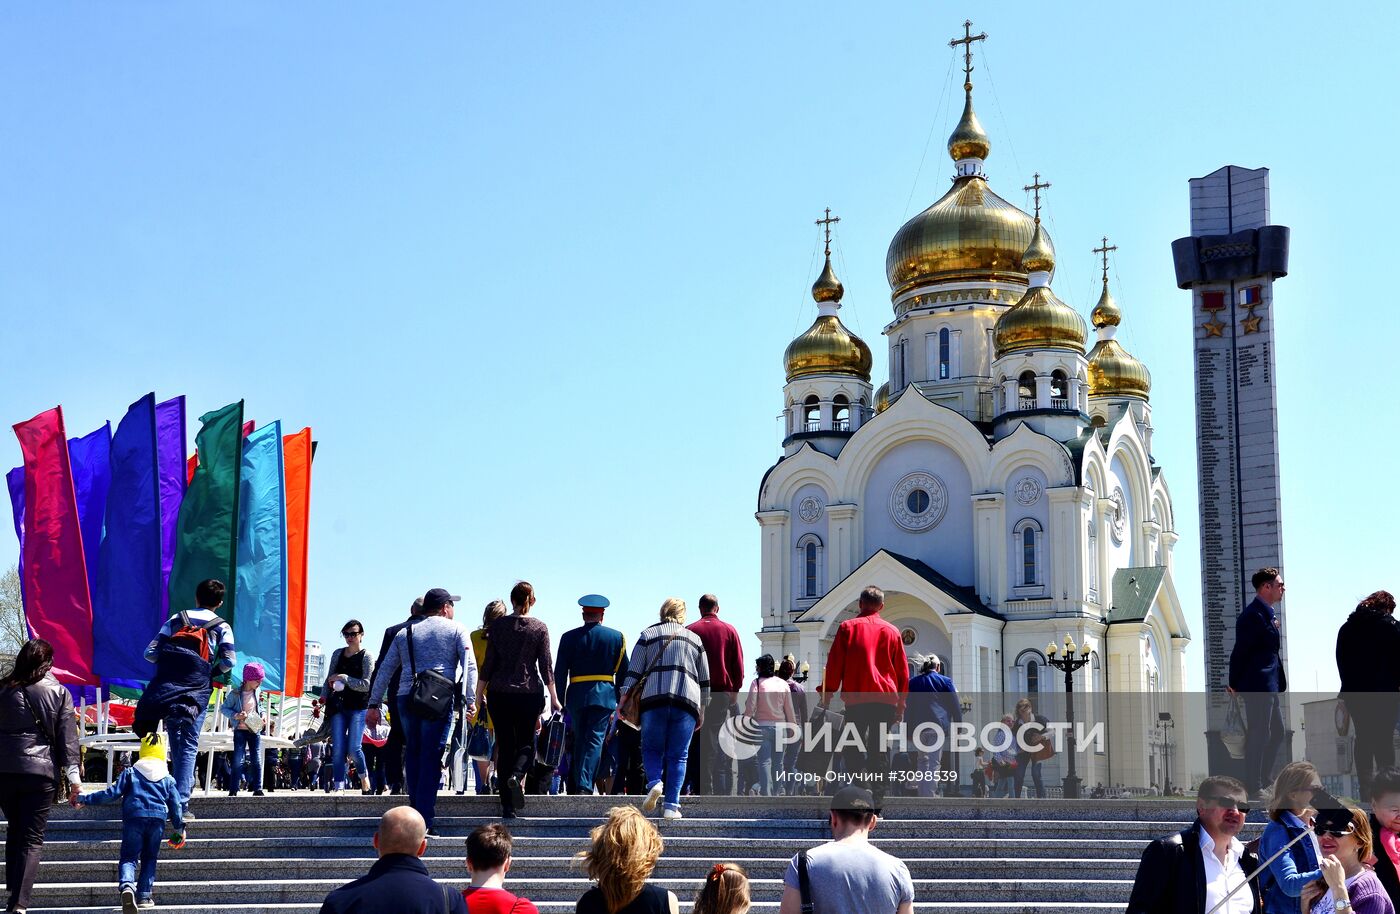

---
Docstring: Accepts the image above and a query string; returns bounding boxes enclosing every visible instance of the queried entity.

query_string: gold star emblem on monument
[1202,318,1225,337]
[1241,313,1262,334]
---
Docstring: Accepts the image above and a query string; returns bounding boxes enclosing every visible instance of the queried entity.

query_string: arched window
[1014,519,1044,590]
[796,534,823,599]
[803,395,820,432]
[1087,520,1100,601]
[805,542,818,596]
[1018,371,1037,410]
[1050,370,1069,408]
[938,328,951,380]
[833,395,850,432]
[1026,660,1039,694]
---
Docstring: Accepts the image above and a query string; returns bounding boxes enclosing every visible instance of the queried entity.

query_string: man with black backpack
[135,579,236,819]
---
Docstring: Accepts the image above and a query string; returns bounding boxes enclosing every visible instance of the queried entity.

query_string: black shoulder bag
[407,625,459,721]
[797,849,814,914]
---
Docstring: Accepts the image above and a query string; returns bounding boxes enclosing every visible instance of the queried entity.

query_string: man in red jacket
[687,594,745,795]
[819,586,908,804]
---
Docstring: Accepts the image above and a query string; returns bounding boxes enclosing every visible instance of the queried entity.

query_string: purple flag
[155,397,186,618]
[67,424,113,601]
[7,466,26,613]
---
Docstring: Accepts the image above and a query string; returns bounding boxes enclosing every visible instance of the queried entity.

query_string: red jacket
[822,610,909,711]
[688,613,745,695]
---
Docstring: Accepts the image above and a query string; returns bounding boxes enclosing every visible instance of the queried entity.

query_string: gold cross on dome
[949,20,987,88]
[1092,236,1118,283]
[815,207,841,257]
[1024,173,1051,220]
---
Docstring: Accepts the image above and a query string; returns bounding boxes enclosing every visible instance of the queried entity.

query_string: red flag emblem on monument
[1201,291,1226,312]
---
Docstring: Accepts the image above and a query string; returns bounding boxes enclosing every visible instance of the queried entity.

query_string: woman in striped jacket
[620,597,710,820]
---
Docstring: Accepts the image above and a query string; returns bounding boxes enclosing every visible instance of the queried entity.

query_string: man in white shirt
[1127,775,1263,914]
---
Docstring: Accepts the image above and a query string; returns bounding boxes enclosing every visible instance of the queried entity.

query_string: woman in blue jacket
[1260,761,1325,914]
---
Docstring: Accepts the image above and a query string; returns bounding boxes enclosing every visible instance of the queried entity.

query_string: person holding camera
[369,588,475,838]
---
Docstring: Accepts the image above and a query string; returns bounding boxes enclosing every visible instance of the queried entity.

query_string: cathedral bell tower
[781,210,874,458]
[1085,236,1153,449]
[990,176,1090,440]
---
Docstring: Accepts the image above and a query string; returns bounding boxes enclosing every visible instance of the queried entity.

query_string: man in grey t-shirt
[780,786,915,914]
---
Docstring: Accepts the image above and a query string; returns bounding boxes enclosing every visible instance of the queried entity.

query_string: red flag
[13,407,97,684]
[281,429,312,698]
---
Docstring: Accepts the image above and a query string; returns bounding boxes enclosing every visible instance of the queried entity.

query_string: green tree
[0,564,23,675]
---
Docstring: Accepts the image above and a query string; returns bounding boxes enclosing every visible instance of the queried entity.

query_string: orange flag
[282,428,312,698]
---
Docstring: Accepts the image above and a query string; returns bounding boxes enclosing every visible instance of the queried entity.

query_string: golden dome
[785,316,873,382]
[886,178,1037,294]
[994,286,1088,355]
[875,381,890,413]
[948,90,991,162]
[1088,339,1151,399]
[785,255,872,383]
[812,257,843,303]
[1091,282,1121,328]
[1022,221,1056,275]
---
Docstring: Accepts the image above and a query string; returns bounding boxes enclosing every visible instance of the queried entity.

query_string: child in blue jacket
[74,733,185,914]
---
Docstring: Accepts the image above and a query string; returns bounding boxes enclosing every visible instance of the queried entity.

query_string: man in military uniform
[554,594,627,794]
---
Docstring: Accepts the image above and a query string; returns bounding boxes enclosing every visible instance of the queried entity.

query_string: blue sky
[1,3,1393,700]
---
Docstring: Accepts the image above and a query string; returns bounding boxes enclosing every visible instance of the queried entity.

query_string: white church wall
[789,482,831,607]
[858,439,976,584]
[1003,464,1051,599]
[1107,454,1136,568]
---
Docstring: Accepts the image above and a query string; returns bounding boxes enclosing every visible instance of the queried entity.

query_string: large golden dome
[1087,283,1150,399]
[885,89,1036,295]
[874,381,890,413]
[785,255,873,382]
[993,223,1087,355]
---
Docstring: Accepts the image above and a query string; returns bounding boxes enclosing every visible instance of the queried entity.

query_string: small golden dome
[785,316,873,382]
[1088,339,1151,399]
[875,381,890,414]
[1022,221,1056,275]
[886,178,1037,294]
[812,256,843,303]
[1091,282,1121,328]
[947,89,991,162]
[994,286,1088,355]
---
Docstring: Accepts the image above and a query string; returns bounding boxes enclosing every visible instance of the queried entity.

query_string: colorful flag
[67,424,113,603]
[282,428,312,698]
[168,402,244,622]
[155,397,187,619]
[93,395,163,683]
[13,407,97,684]
[6,466,26,611]
[234,422,286,691]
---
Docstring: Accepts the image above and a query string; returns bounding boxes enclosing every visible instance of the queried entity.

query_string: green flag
[167,401,244,624]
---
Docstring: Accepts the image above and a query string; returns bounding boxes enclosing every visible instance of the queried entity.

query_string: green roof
[1107,566,1168,623]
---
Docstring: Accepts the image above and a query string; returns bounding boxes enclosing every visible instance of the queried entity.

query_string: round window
[906,489,931,514]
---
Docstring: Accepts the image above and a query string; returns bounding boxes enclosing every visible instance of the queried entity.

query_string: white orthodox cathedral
[755,43,1189,790]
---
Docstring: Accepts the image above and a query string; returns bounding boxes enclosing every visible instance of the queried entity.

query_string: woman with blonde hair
[469,599,508,796]
[1261,761,1324,914]
[692,862,749,914]
[620,598,710,819]
[574,806,678,913]
[1301,804,1395,914]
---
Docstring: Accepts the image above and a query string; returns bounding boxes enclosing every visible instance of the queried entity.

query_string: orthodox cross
[949,20,987,88]
[1024,173,1051,220]
[1093,236,1118,283]
[815,207,840,257]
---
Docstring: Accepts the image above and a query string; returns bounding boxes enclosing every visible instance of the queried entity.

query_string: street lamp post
[1045,635,1091,800]
[1158,712,1175,795]
[794,660,811,684]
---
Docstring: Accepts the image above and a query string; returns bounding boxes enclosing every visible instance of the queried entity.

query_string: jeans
[0,772,55,911]
[396,696,454,828]
[1243,691,1287,793]
[330,708,369,789]
[640,704,697,812]
[167,706,208,810]
[570,705,612,794]
[490,691,546,815]
[119,817,164,900]
[1014,754,1045,798]
[232,728,263,791]
[754,722,781,796]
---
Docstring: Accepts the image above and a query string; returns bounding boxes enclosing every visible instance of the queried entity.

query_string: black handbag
[406,625,458,721]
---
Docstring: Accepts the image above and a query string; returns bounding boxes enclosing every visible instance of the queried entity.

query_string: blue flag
[234,422,287,691]
[67,424,112,601]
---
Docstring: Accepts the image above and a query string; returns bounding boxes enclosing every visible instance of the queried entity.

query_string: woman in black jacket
[0,639,81,913]
[1337,590,1400,798]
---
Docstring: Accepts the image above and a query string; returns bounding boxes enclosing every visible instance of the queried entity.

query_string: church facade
[755,49,1189,792]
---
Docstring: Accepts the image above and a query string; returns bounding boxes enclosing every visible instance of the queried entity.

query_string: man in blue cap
[554,594,627,794]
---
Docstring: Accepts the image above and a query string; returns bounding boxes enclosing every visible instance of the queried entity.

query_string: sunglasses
[1203,795,1250,814]
[1317,826,1356,839]
[342,631,362,638]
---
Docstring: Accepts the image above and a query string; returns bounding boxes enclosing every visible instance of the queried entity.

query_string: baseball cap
[830,785,879,814]
[423,588,461,611]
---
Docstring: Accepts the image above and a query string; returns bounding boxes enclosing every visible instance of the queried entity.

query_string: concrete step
[32,854,1140,883]
[20,876,1139,907]
[30,904,1131,914]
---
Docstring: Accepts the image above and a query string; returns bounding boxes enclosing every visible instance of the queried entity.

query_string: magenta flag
[155,396,186,618]
[13,407,97,684]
